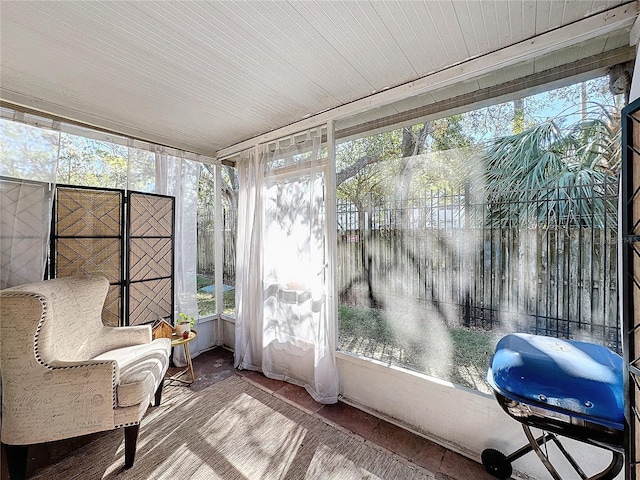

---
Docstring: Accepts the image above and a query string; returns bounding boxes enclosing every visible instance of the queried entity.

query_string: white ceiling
[0,1,637,158]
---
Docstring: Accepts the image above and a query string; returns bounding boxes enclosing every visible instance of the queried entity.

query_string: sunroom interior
[2,1,640,479]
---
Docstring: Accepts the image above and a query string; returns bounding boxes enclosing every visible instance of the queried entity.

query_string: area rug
[30,376,435,479]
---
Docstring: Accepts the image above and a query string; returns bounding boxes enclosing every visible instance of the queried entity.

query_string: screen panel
[127,192,174,326]
[53,186,124,326]
[0,178,53,289]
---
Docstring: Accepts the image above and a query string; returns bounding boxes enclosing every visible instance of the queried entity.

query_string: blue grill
[482,333,624,480]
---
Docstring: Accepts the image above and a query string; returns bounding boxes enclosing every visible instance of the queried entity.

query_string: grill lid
[487,333,624,430]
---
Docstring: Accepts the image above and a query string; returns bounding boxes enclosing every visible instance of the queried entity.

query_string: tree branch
[336,154,381,186]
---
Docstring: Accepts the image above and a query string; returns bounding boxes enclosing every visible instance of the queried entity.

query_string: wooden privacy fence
[196,179,619,352]
[337,179,620,353]
[197,211,237,285]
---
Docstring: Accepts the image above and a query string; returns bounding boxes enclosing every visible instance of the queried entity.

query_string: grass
[197,274,236,317]
[338,304,501,393]
[195,278,499,392]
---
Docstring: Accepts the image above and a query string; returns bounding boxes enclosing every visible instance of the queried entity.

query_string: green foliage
[480,103,619,228]
[196,275,235,317]
[198,165,216,215]
[0,119,60,181]
[336,117,476,207]
[178,312,195,327]
[338,305,394,343]
[336,130,401,202]
[198,164,238,229]
[338,305,498,390]
[430,115,473,151]
[56,133,129,188]
[512,99,525,134]
[447,327,497,367]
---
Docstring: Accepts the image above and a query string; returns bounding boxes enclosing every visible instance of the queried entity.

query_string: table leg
[166,343,195,386]
[185,342,195,384]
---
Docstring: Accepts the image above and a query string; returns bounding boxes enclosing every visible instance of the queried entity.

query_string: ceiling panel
[0,0,634,157]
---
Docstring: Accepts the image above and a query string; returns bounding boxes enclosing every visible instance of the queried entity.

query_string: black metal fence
[337,178,620,353]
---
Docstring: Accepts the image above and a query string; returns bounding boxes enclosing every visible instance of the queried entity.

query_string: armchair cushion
[94,338,170,408]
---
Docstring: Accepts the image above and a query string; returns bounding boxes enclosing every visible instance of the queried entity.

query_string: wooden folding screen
[52,186,124,326]
[622,97,640,479]
[127,192,174,325]
[52,186,174,327]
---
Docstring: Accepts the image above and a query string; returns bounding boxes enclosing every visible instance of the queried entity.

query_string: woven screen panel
[129,193,172,237]
[128,278,172,326]
[56,238,121,283]
[56,188,121,237]
[102,285,121,327]
[1,181,48,238]
[129,238,172,281]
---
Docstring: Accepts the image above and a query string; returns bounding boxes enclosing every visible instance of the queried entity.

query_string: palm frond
[480,113,618,228]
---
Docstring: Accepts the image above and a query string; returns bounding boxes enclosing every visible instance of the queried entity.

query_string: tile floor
[1,347,499,480]
[192,348,498,480]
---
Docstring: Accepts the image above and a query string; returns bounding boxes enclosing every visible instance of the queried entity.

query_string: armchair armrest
[47,358,120,396]
[90,325,153,356]
[2,360,117,445]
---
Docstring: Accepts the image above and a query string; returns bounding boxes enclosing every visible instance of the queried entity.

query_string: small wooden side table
[167,329,197,386]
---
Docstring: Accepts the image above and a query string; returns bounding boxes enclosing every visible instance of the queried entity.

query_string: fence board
[335,179,620,352]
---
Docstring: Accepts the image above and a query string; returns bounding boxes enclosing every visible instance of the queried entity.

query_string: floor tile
[411,440,450,474]
[237,368,288,393]
[439,449,496,480]
[371,421,447,473]
[318,401,381,439]
[275,383,325,413]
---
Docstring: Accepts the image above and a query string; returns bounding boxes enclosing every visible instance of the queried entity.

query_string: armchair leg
[124,424,140,469]
[154,379,164,406]
[3,443,28,480]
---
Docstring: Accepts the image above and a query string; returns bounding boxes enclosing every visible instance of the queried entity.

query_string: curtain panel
[152,149,201,366]
[0,120,59,289]
[235,130,338,404]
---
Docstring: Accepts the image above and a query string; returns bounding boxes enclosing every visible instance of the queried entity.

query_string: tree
[57,134,128,188]
[480,103,619,228]
[336,116,474,203]
[197,163,239,280]
[335,117,476,310]
[0,119,60,181]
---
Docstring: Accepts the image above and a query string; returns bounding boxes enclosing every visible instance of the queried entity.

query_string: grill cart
[482,333,624,480]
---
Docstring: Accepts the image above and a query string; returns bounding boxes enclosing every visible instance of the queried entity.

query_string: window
[335,75,622,392]
[197,164,238,318]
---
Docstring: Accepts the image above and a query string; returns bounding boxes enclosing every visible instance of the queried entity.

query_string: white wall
[194,316,217,354]
[221,318,235,350]
[336,351,622,480]
[222,314,621,479]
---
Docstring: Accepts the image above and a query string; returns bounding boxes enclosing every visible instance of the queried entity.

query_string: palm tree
[480,103,619,229]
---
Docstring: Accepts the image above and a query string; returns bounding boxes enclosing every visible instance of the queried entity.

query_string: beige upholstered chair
[0,275,172,478]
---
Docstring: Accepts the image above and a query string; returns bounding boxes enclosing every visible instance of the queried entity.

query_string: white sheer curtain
[154,149,201,366]
[235,130,338,404]
[0,120,59,289]
[235,147,265,369]
[127,146,201,366]
[0,117,202,346]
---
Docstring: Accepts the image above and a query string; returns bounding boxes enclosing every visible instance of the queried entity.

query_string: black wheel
[481,448,513,479]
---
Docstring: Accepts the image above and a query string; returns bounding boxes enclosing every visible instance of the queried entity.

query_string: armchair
[0,275,172,479]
